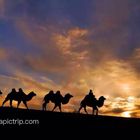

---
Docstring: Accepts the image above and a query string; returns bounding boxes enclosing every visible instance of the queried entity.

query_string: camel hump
[43,90,54,101]
[53,91,63,104]
[6,88,17,97]
[18,88,25,95]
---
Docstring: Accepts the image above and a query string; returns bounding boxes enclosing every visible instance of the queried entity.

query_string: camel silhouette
[2,90,36,109]
[78,96,106,115]
[42,90,73,112]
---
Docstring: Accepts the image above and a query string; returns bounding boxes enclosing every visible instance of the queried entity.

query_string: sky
[0,0,140,118]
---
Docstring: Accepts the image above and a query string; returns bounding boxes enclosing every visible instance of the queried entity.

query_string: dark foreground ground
[0,107,140,132]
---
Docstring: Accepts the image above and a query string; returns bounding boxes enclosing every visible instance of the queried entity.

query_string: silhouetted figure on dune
[78,90,106,115]
[42,90,73,112]
[2,88,36,109]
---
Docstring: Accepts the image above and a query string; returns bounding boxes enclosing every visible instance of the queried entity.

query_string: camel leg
[23,101,28,109]
[92,107,95,115]
[42,102,47,111]
[96,108,98,116]
[2,98,9,107]
[58,105,62,112]
[84,107,88,114]
[52,104,57,112]
[42,103,44,110]
[10,100,13,107]
[44,104,46,111]
[78,106,83,113]
[94,106,98,116]
[17,101,21,108]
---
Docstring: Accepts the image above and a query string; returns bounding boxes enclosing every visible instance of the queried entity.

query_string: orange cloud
[129,48,140,73]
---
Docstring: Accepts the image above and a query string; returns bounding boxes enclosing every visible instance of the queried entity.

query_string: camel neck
[97,100,104,107]
[26,94,33,101]
[62,96,71,104]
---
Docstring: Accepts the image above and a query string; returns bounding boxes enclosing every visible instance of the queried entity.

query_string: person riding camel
[84,89,96,103]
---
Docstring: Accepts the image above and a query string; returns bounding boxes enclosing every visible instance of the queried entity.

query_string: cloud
[111,108,125,114]
[0,70,62,109]
[15,20,91,82]
[6,18,140,115]
[89,0,139,62]
[94,0,129,29]
[129,48,140,73]
[0,48,8,60]
[102,96,140,117]
[53,27,88,55]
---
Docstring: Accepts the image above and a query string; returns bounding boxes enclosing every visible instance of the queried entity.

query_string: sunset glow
[0,0,140,118]
[121,84,131,93]
[121,111,131,118]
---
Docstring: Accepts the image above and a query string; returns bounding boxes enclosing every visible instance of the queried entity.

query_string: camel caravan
[0,88,106,115]
[2,88,36,109]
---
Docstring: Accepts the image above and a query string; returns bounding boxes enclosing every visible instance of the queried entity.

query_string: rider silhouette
[84,89,96,103]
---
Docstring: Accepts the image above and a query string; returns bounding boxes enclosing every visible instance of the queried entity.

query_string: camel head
[97,96,106,107]
[25,91,36,101]
[29,91,36,97]
[0,90,2,95]
[65,93,73,99]
[99,96,106,101]
[62,93,73,104]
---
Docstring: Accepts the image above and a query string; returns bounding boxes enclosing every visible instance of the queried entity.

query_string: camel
[78,96,106,115]
[2,91,36,109]
[42,91,73,112]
